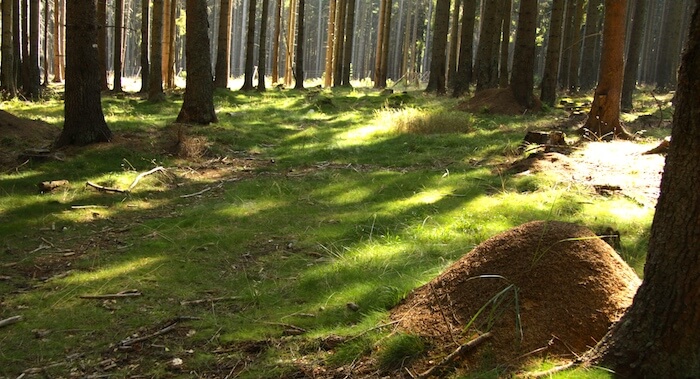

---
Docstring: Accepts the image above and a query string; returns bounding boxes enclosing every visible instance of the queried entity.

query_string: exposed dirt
[0,110,60,170]
[457,88,543,115]
[390,220,641,376]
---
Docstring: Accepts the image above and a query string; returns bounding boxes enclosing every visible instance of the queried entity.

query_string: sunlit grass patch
[377,107,474,135]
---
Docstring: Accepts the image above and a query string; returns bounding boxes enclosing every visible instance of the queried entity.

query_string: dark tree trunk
[176,0,216,124]
[340,0,356,87]
[56,0,112,147]
[452,0,477,97]
[498,0,512,88]
[148,0,165,102]
[373,0,391,89]
[26,0,40,99]
[655,0,684,91]
[332,0,346,87]
[509,0,538,109]
[559,0,577,89]
[425,0,451,94]
[581,0,632,139]
[540,0,565,107]
[2,0,17,96]
[113,0,124,92]
[257,0,269,91]
[214,0,232,88]
[447,0,461,89]
[579,0,603,91]
[293,0,305,89]
[590,3,700,376]
[271,0,281,83]
[241,0,257,91]
[567,0,585,92]
[139,0,150,93]
[475,0,500,92]
[97,0,108,90]
[621,0,647,111]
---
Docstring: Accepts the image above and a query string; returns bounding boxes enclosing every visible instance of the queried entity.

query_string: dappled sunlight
[60,256,164,284]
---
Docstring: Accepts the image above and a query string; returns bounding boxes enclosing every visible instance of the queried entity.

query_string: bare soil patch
[457,88,542,115]
[391,220,641,376]
[0,110,60,170]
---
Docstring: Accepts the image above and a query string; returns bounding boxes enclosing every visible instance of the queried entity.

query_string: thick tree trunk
[293,0,305,89]
[176,0,216,124]
[581,0,632,139]
[148,0,165,102]
[214,0,232,88]
[373,0,387,88]
[27,0,40,99]
[475,0,500,92]
[56,0,111,147]
[590,4,700,376]
[509,0,538,110]
[540,0,565,107]
[621,0,647,111]
[452,0,477,97]
[425,0,451,94]
[257,0,269,91]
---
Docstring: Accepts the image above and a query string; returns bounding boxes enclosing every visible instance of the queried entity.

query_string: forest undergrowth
[0,85,671,378]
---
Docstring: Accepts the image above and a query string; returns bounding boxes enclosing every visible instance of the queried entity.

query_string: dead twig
[180,186,212,198]
[86,181,127,194]
[180,296,241,305]
[345,320,401,343]
[80,289,142,299]
[127,166,165,191]
[116,316,200,348]
[0,315,23,328]
[416,332,492,378]
[517,361,577,378]
[86,166,166,194]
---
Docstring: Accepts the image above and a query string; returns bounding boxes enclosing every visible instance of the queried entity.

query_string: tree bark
[293,0,305,89]
[148,0,165,102]
[498,0,512,89]
[540,0,565,107]
[590,3,700,376]
[113,0,124,92]
[425,0,451,94]
[139,0,149,93]
[621,0,647,111]
[452,0,477,97]
[579,0,603,91]
[581,0,632,139]
[566,0,585,92]
[27,0,40,99]
[1,0,17,96]
[214,0,232,88]
[655,0,684,91]
[474,0,500,92]
[323,0,336,87]
[373,0,387,88]
[257,0,269,91]
[558,0,577,89]
[176,0,217,124]
[271,0,281,83]
[509,0,538,110]
[340,0,355,86]
[97,0,108,90]
[332,0,346,87]
[56,0,112,147]
[240,0,257,91]
[447,0,461,88]
[52,0,65,83]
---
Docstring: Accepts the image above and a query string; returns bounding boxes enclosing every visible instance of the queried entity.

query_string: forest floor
[0,88,670,378]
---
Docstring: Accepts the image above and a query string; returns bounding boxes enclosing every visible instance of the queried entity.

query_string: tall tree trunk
[379,0,392,87]
[341,0,356,86]
[258,0,269,91]
[139,0,149,93]
[559,0,577,89]
[373,0,387,88]
[25,0,40,98]
[1,0,17,96]
[621,0,647,111]
[581,0,632,139]
[284,0,296,86]
[498,0,512,88]
[323,0,336,87]
[42,0,48,85]
[579,0,602,90]
[509,0,538,109]
[148,0,165,102]
[97,0,108,90]
[540,0,565,107]
[293,0,305,89]
[452,0,476,97]
[475,0,500,92]
[590,4,700,377]
[52,0,64,83]
[447,0,460,88]
[177,0,216,124]
[241,0,257,90]
[425,0,451,94]
[567,0,585,92]
[56,0,111,147]
[655,0,684,91]
[272,0,281,83]
[113,0,124,92]
[214,0,232,88]
[332,0,346,87]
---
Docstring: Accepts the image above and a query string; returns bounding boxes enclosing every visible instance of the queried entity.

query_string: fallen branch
[116,316,200,348]
[86,181,127,194]
[180,296,240,306]
[517,361,577,378]
[0,315,23,328]
[80,289,142,299]
[416,332,492,378]
[127,166,165,191]
[180,186,212,198]
[70,205,109,209]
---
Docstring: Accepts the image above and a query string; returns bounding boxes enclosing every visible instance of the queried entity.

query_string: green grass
[0,86,664,377]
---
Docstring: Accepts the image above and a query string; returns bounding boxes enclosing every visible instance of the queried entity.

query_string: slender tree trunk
[258,0,269,91]
[241,0,257,90]
[97,0,108,90]
[579,0,602,90]
[498,0,512,88]
[655,0,684,91]
[540,0,565,107]
[139,0,149,93]
[452,0,476,97]
[214,0,232,88]
[425,0,451,94]
[621,0,647,111]
[590,4,700,377]
[162,0,172,88]
[475,0,500,92]
[57,0,111,147]
[581,0,632,139]
[284,0,297,86]
[26,0,40,98]
[1,0,17,96]
[113,0,124,92]
[447,0,460,88]
[559,0,576,89]
[341,0,356,86]
[332,0,346,87]
[52,0,64,83]
[148,0,165,102]
[323,0,336,87]
[509,0,538,109]
[272,0,281,83]
[42,0,48,85]
[177,0,216,124]
[373,0,387,88]
[294,0,305,89]
[379,0,392,87]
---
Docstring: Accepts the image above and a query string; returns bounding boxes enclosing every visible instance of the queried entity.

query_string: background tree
[655,0,684,91]
[56,0,112,147]
[579,0,602,91]
[113,0,124,92]
[332,0,345,87]
[475,0,500,92]
[214,0,232,89]
[271,0,281,84]
[52,0,65,83]
[509,0,538,109]
[425,0,451,94]
[621,0,648,111]
[240,0,257,91]
[582,0,631,139]
[589,3,700,376]
[257,0,270,91]
[293,0,305,89]
[566,0,585,92]
[1,0,17,97]
[373,0,391,89]
[452,0,477,97]
[26,0,40,99]
[323,0,336,87]
[498,0,512,89]
[97,0,108,90]
[148,0,165,102]
[176,0,216,124]
[447,0,460,88]
[340,0,355,87]
[139,0,150,93]
[540,0,565,107]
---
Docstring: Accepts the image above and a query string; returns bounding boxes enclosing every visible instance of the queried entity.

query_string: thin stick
[70,205,109,209]
[417,332,493,378]
[127,166,165,191]
[345,320,401,342]
[0,315,23,328]
[180,296,240,305]
[180,186,212,198]
[86,181,127,193]
[80,290,142,299]
[117,316,200,348]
